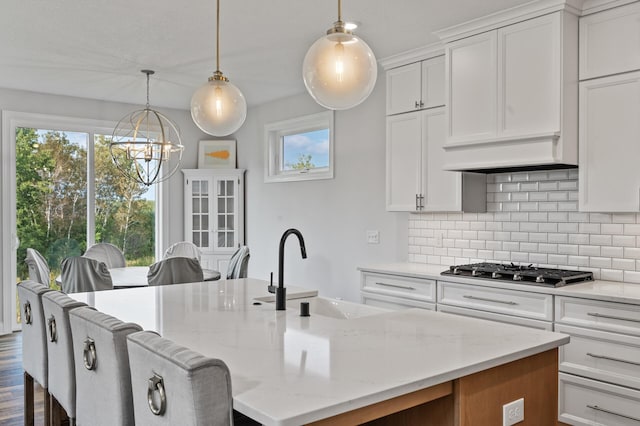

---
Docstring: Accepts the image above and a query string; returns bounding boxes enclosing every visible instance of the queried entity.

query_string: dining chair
[84,242,126,268]
[25,248,51,286]
[17,280,54,426]
[42,291,87,426]
[60,256,113,293]
[163,241,201,262]
[126,330,234,425]
[227,246,250,279]
[147,257,204,286]
[69,306,142,426]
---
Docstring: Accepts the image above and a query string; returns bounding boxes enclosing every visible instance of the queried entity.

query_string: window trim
[1,111,165,333]
[264,111,334,183]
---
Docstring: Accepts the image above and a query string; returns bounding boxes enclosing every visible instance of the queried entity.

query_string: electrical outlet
[366,230,380,244]
[502,398,524,426]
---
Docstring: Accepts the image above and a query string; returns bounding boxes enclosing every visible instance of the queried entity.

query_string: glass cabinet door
[214,177,238,251]
[190,178,212,251]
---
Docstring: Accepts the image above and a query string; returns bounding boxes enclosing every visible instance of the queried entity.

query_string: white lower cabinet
[436,304,552,330]
[437,280,553,323]
[559,373,640,425]
[362,292,435,311]
[556,296,640,425]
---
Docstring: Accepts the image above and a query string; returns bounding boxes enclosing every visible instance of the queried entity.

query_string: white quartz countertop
[359,263,640,305]
[70,278,568,426]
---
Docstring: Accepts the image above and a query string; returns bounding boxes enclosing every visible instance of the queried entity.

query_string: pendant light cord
[216,0,220,73]
[145,72,150,108]
[337,0,342,22]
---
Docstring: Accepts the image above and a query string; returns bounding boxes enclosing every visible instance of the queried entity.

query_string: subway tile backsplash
[408,169,640,283]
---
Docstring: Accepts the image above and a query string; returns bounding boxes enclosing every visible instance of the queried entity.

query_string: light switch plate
[366,230,380,244]
[502,398,524,426]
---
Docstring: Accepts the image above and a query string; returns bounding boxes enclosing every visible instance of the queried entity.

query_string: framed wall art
[198,139,236,169]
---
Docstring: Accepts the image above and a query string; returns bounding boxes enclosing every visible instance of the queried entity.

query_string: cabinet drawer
[437,281,553,321]
[556,324,640,391]
[559,373,640,425]
[437,305,553,331]
[555,296,640,337]
[362,292,435,311]
[362,273,436,302]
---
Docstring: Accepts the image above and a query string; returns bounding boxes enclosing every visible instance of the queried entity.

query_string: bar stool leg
[44,388,50,426]
[24,372,34,426]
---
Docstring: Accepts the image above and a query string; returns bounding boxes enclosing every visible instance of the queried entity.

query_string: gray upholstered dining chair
[84,242,126,268]
[69,306,142,426]
[147,257,204,286]
[163,241,201,262]
[227,246,250,279]
[17,280,54,426]
[126,331,234,425]
[60,256,113,293]
[25,248,50,286]
[42,291,87,426]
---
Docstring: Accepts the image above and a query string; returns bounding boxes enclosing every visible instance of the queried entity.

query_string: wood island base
[308,349,559,426]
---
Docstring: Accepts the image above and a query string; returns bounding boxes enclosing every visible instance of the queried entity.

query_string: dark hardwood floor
[0,332,45,426]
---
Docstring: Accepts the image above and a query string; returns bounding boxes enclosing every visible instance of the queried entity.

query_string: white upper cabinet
[578,2,640,212]
[386,56,445,115]
[447,32,497,144]
[436,2,579,171]
[580,1,640,80]
[386,108,486,212]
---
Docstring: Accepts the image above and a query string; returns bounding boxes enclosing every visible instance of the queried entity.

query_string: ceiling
[0,0,533,111]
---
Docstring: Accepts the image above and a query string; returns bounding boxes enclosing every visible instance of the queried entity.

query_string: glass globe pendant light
[191,0,247,136]
[110,70,184,186]
[302,0,377,110]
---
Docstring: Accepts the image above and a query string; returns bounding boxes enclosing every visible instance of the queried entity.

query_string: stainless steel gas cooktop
[441,262,593,287]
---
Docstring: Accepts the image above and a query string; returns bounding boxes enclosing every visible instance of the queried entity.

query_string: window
[264,111,334,182]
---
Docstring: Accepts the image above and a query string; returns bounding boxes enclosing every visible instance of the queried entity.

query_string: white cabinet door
[579,72,640,212]
[184,174,214,252]
[386,62,421,115]
[580,1,640,80]
[422,108,462,211]
[386,112,422,211]
[212,174,242,253]
[421,56,445,109]
[498,13,560,137]
[446,31,497,144]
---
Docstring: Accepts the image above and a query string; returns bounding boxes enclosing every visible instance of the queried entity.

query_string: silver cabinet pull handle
[463,295,518,305]
[48,316,57,343]
[415,194,419,211]
[83,338,97,370]
[375,282,416,291]
[419,101,425,108]
[148,373,167,416]
[587,352,640,366]
[415,101,420,109]
[587,312,640,324]
[587,405,640,422]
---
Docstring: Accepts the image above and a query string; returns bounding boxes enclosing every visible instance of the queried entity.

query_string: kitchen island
[70,278,568,425]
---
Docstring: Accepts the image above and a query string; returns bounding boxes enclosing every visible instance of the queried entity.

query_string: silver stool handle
[147,373,166,416]
[83,338,97,370]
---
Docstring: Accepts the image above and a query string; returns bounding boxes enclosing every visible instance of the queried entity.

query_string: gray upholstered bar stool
[69,307,142,426]
[42,291,87,425]
[126,331,234,425]
[17,280,54,426]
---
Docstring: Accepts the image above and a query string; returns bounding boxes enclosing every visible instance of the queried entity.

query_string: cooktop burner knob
[536,275,545,283]
[453,267,460,275]
[513,273,522,281]
[492,271,501,279]
[471,268,481,277]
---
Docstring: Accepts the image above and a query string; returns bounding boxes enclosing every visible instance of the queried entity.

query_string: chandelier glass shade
[302,0,377,110]
[191,0,247,136]
[110,70,184,186]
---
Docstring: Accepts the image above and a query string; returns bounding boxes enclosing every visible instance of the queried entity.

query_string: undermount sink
[257,295,389,320]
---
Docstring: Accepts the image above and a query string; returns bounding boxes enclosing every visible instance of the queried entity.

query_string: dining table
[56,265,221,288]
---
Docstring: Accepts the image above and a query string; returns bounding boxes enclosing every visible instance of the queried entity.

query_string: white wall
[235,82,408,302]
